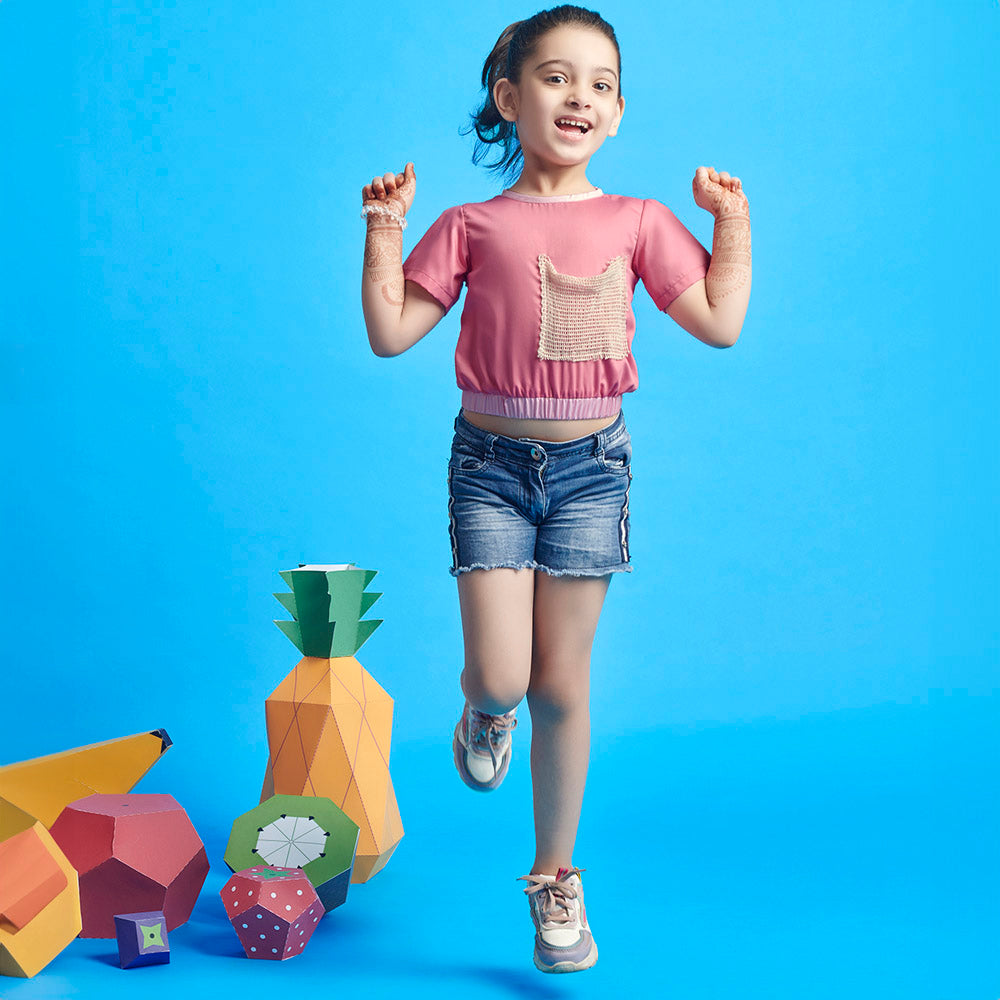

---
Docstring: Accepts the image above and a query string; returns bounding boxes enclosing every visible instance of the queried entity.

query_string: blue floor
[3,693,996,1000]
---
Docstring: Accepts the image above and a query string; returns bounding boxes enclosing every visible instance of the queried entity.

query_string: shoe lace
[468,707,518,772]
[518,867,585,926]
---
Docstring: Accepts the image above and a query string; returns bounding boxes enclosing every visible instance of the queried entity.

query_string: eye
[545,74,566,84]
[593,82,612,92]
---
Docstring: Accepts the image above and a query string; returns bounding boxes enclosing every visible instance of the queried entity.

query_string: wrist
[713,197,750,222]
[362,203,407,229]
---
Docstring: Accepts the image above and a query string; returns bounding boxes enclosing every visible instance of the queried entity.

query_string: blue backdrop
[2,1,997,997]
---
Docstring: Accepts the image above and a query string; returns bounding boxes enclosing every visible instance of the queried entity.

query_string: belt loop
[594,424,606,464]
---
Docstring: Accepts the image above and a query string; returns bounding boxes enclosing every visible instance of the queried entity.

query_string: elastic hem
[461,391,623,420]
[450,560,632,578]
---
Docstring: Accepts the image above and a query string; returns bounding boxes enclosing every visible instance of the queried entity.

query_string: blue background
[2,0,997,997]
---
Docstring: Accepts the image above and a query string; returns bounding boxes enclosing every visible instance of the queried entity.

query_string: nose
[566,90,591,109]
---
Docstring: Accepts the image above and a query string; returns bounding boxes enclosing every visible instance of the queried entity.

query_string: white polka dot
[256,914,262,920]
[260,934,265,940]
[233,901,239,908]
[285,905,291,911]
[299,942,304,948]
[251,947,257,953]
[247,890,253,896]
[271,948,278,954]
[270,892,277,898]
[313,917,318,923]
[297,890,303,895]
[242,923,248,929]
[299,930,304,936]
[231,886,236,892]
[274,925,280,931]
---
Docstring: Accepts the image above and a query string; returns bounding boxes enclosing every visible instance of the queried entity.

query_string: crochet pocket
[537,254,628,362]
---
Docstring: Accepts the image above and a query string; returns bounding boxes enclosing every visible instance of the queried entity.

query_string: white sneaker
[519,867,598,973]
[452,701,517,791]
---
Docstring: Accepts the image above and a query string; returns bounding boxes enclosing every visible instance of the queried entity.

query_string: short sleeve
[633,199,710,311]
[402,205,469,312]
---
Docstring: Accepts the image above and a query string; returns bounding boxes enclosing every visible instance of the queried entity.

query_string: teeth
[556,118,590,130]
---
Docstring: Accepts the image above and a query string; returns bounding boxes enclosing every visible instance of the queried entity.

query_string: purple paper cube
[114,910,170,968]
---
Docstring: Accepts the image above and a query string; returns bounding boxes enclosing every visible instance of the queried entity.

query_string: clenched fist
[362,162,416,219]
[693,165,748,217]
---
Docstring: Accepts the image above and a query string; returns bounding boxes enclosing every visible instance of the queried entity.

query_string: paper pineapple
[261,565,403,882]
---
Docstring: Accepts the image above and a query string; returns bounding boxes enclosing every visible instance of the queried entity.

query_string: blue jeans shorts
[447,409,633,577]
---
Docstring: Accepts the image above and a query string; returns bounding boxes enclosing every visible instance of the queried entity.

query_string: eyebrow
[533,58,619,81]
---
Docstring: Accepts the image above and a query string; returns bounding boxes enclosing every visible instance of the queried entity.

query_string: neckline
[500,188,604,203]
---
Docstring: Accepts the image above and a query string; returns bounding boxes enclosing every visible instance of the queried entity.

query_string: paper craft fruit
[0,798,37,843]
[225,794,360,912]
[261,564,403,883]
[114,910,170,968]
[221,865,322,960]
[0,729,171,836]
[0,822,82,978]
[50,793,208,938]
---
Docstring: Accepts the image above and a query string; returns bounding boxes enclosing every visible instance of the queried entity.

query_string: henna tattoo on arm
[686,168,752,342]
[706,207,752,305]
[364,219,405,307]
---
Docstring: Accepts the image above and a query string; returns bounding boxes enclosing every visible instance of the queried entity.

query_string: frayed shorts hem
[450,560,633,578]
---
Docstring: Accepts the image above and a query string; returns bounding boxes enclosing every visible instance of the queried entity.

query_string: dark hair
[463,5,622,183]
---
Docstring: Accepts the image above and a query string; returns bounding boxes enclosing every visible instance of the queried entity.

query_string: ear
[493,77,519,123]
[607,94,625,137]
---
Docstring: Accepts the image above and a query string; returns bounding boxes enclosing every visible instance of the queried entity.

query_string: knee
[461,659,528,715]
[526,664,590,723]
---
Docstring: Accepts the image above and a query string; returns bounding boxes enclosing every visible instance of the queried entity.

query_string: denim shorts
[447,409,633,577]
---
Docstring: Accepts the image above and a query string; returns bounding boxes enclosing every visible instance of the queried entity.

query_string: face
[494,24,625,171]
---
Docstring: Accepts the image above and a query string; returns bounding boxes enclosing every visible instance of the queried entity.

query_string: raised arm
[361,162,446,357]
[666,166,752,348]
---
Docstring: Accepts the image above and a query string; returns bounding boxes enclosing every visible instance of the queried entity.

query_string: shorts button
[530,447,541,460]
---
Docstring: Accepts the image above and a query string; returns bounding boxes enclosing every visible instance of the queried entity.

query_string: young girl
[360,4,751,974]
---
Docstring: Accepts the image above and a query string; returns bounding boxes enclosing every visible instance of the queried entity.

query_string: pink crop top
[402,189,710,419]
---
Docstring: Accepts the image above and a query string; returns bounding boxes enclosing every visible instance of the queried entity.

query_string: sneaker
[452,701,518,791]
[519,867,598,973]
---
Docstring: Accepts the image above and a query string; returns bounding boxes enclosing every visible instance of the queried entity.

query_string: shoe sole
[533,940,598,974]
[452,719,512,792]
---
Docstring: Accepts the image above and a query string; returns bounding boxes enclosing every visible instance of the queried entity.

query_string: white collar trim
[500,188,604,203]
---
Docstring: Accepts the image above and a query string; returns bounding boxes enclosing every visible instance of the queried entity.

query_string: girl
[360,4,751,974]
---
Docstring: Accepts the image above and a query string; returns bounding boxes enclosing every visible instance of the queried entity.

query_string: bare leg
[457,568,535,714]
[527,573,611,875]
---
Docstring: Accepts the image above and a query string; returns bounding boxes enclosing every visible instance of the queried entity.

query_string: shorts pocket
[597,437,632,474]
[537,254,628,362]
[448,435,491,473]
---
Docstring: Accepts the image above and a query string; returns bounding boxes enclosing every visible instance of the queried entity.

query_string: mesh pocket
[537,254,628,362]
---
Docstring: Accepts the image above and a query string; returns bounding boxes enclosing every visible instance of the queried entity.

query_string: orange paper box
[0,823,82,978]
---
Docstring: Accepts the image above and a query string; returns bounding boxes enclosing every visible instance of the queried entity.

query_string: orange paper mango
[0,823,82,978]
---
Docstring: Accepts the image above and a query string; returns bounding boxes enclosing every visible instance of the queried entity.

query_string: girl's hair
[463,5,621,183]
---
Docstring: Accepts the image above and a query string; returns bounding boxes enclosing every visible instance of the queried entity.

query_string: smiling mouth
[555,117,591,134]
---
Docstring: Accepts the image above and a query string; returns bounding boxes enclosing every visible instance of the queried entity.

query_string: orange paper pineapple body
[262,565,403,882]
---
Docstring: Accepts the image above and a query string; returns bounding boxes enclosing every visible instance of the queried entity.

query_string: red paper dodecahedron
[50,793,209,938]
[220,865,322,960]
